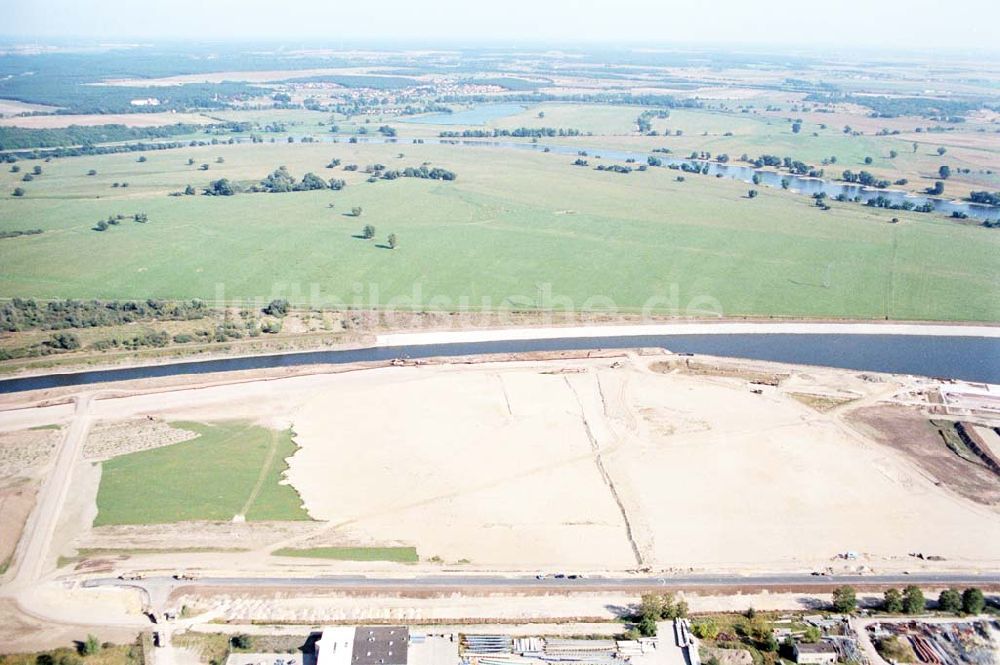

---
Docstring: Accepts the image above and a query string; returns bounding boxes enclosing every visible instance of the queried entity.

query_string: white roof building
[316,627,355,665]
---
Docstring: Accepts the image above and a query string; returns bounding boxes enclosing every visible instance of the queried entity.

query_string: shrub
[81,635,101,656]
[691,619,720,640]
[12,187,25,197]
[231,634,251,650]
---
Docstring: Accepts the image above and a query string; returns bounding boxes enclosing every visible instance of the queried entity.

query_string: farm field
[2,138,998,321]
[0,112,214,128]
[94,421,309,525]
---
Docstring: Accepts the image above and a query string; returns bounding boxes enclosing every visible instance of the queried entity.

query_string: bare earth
[284,357,1000,572]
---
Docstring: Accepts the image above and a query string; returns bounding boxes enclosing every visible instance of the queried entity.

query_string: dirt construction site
[1,348,999,636]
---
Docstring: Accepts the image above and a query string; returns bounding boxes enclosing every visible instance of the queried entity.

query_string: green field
[1,130,998,322]
[94,421,310,525]
[273,546,419,562]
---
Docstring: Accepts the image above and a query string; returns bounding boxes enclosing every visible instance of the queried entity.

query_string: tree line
[0,298,208,333]
[439,127,583,138]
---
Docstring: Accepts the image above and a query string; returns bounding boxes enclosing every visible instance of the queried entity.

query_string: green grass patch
[94,421,310,525]
[1,136,997,322]
[76,546,249,556]
[273,546,419,563]
[28,423,62,430]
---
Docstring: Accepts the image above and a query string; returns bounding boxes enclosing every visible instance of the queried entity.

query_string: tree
[751,174,761,185]
[199,163,210,171]
[638,593,664,622]
[216,157,224,164]
[889,150,898,159]
[791,121,802,134]
[912,142,918,153]
[637,616,657,637]
[962,588,985,614]
[938,589,962,614]
[883,588,903,613]
[94,220,108,231]
[864,156,873,165]
[362,224,375,240]
[205,178,236,196]
[902,585,925,614]
[187,158,195,165]
[937,147,947,156]
[12,187,25,197]
[387,233,398,249]
[352,206,363,217]
[803,625,821,643]
[262,299,289,317]
[831,585,857,613]
[137,155,147,163]
[87,169,97,176]
[297,172,328,191]
[938,165,951,179]
[927,181,944,196]
[81,635,101,656]
[48,332,80,350]
[10,164,20,173]
[780,178,790,190]
[32,165,42,175]
[183,185,196,195]
[748,189,759,198]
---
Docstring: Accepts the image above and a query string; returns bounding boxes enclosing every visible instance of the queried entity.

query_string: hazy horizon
[4,0,999,53]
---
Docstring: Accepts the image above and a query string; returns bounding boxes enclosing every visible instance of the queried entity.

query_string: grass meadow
[272,546,419,562]
[1,134,997,321]
[94,421,310,525]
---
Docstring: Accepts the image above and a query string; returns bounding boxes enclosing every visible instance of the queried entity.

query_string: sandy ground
[376,322,1000,346]
[283,357,1000,572]
[174,589,877,624]
[287,364,637,568]
[0,597,138,654]
[83,419,197,460]
[0,112,213,128]
[974,424,1000,460]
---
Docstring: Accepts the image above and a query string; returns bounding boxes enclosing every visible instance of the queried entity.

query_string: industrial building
[315,626,409,665]
[792,641,838,665]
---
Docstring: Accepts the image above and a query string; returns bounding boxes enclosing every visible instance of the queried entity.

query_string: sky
[3,0,999,52]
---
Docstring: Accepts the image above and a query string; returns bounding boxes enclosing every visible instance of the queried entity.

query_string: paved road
[83,572,1000,596]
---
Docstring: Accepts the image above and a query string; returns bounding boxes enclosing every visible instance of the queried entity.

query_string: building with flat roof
[316,627,355,665]
[352,626,408,665]
[793,641,838,665]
